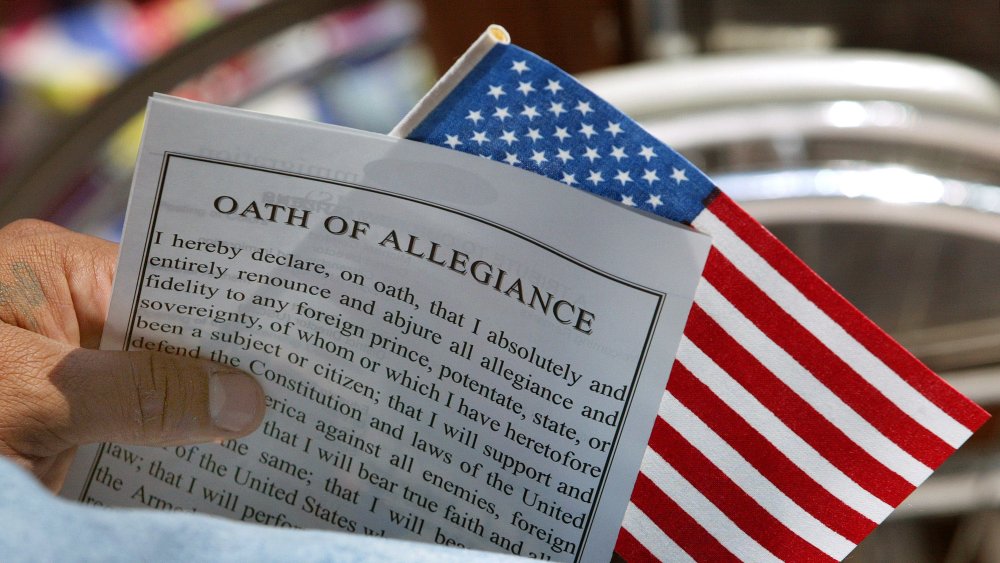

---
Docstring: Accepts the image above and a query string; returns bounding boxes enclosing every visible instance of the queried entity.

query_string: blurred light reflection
[716,166,1000,212]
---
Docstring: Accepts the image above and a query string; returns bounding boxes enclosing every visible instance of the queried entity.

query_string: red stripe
[702,247,954,468]
[683,304,914,505]
[668,361,876,543]
[630,472,739,562]
[705,193,989,431]
[647,416,837,563]
[615,527,658,562]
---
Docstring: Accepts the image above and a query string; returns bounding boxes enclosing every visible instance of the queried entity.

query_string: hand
[0,220,265,491]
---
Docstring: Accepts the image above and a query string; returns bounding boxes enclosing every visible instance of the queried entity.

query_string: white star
[493,106,511,121]
[516,81,535,96]
[646,194,663,209]
[555,148,573,163]
[579,123,597,139]
[670,167,688,183]
[582,147,600,162]
[606,121,623,137]
[529,150,547,165]
[470,131,489,145]
[503,152,520,165]
[526,128,542,142]
[553,126,571,142]
[545,79,563,94]
[444,134,462,149]
[520,105,540,120]
[511,60,529,74]
[621,195,637,207]
[560,172,577,185]
[499,130,518,144]
[614,170,633,185]
[641,169,660,184]
[586,170,604,185]
[609,146,627,161]
[639,145,657,161]
[548,101,566,117]
[575,100,593,115]
[465,110,483,124]
[487,85,505,99]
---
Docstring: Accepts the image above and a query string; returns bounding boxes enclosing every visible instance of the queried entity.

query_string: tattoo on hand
[0,261,45,330]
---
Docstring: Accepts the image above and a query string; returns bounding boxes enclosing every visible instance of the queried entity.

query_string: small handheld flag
[393,26,989,561]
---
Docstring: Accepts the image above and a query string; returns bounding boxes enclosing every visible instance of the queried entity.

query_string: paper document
[62,96,710,562]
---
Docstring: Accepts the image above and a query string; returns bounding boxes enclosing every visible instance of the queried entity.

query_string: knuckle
[0,219,63,265]
[0,220,63,263]
[0,219,62,240]
[124,352,206,442]
[124,352,169,441]
[0,222,60,303]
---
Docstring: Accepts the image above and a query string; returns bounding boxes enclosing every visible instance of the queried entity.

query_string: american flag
[392,27,989,561]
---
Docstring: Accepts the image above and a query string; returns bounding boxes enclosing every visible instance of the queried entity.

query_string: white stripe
[694,210,971,447]
[621,503,696,563]
[641,447,781,562]
[661,391,856,559]
[696,280,933,484]
[678,336,894,522]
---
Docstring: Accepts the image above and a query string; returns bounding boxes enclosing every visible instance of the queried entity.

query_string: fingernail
[209,369,263,433]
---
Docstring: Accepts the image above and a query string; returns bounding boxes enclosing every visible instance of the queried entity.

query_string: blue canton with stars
[407,44,717,225]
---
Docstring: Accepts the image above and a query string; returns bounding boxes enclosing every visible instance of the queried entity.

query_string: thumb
[56,348,266,447]
[4,333,265,455]
[63,349,266,446]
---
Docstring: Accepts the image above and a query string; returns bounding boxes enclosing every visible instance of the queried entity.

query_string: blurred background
[0,1,998,560]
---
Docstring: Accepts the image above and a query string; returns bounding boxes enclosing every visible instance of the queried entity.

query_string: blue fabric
[407,44,716,225]
[0,459,518,562]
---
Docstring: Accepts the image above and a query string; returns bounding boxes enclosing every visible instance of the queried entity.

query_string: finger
[0,219,117,348]
[57,348,266,447]
[3,329,265,455]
